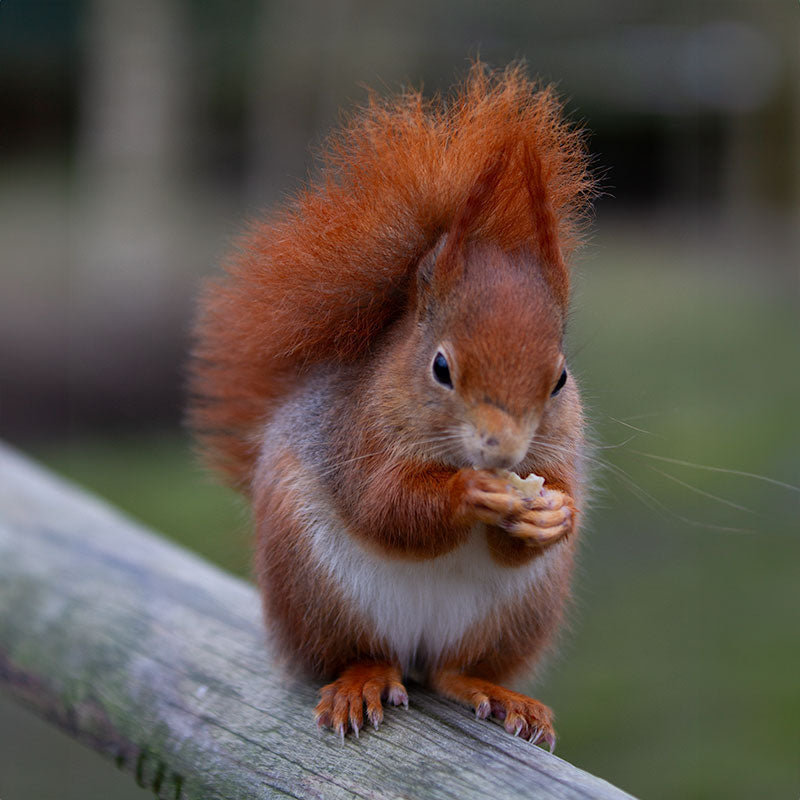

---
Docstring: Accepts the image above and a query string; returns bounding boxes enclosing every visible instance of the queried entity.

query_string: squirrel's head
[395,235,570,471]
[372,141,580,471]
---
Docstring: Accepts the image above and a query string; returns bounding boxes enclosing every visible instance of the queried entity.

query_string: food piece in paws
[500,470,545,499]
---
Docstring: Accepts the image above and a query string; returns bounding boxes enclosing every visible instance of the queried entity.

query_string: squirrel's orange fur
[189,62,594,748]
[189,62,591,488]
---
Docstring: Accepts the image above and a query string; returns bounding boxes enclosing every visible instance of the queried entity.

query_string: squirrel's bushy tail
[188,61,594,489]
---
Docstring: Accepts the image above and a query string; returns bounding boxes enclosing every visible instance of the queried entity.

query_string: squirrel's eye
[551,369,567,397]
[432,351,453,389]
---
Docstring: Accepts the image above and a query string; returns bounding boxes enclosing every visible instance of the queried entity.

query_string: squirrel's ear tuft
[417,233,448,288]
[429,144,513,294]
[522,141,570,308]
[415,233,448,316]
[444,148,510,261]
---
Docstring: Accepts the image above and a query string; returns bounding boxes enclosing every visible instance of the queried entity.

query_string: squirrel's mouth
[470,451,522,471]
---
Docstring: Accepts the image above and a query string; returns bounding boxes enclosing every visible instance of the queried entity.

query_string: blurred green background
[1,1,798,799]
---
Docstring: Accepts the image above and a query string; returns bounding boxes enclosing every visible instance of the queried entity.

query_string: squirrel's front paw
[457,471,574,549]
[456,469,529,527]
[504,488,574,548]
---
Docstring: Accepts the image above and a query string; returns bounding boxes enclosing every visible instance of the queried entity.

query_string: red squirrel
[189,62,593,748]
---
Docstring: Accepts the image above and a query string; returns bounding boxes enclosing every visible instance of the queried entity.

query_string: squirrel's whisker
[530,436,754,533]
[605,415,661,437]
[584,455,746,531]
[591,435,638,451]
[646,466,755,514]
[629,450,800,494]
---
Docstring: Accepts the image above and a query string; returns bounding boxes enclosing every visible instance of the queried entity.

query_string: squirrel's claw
[387,684,409,709]
[475,697,491,719]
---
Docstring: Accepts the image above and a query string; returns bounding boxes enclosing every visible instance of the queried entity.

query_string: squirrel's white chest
[298,492,558,670]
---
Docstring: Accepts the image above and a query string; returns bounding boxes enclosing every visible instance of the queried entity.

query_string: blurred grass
[3,230,799,799]
[33,434,252,578]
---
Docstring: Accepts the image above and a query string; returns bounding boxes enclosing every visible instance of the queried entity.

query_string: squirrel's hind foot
[315,661,408,740]
[431,670,556,750]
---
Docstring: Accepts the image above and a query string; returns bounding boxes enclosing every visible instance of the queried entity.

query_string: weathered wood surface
[0,443,636,800]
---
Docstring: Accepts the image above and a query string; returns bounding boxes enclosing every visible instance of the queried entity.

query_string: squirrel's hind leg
[430,670,556,750]
[315,661,408,740]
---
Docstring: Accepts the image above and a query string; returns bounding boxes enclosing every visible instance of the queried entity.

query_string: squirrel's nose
[470,405,530,469]
[477,432,526,469]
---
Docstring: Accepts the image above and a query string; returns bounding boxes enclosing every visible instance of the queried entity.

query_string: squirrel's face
[407,241,569,471]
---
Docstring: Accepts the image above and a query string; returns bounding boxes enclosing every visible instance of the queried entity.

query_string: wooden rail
[0,443,636,800]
